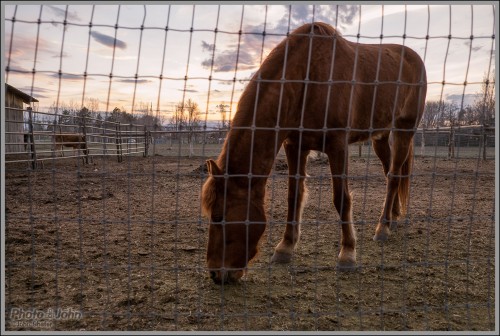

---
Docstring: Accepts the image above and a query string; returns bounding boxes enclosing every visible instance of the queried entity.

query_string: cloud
[19,86,52,94]
[51,52,70,58]
[48,72,84,80]
[47,5,81,22]
[446,93,481,106]
[178,89,199,93]
[91,31,127,50]
[463,40,484,53]
[116,79,152,84]
[274,4,359,33]
[200,5,359,72]
[4,34,58,60]
[201,48,255,72]
[5,62,31,74]
[201,41,215,52]
[218,80,234,86]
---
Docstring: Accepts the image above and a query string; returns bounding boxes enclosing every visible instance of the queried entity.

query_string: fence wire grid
[2,2,498,333]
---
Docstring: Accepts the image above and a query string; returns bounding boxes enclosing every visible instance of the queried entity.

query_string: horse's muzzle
[209,269,244,285]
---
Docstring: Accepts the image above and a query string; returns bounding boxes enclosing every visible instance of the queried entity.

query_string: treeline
[28,73,494,134]
[421,74,495,128]
[30,99,165,132]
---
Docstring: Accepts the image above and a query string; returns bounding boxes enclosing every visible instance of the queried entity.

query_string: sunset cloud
[200,5,360,73]
[4,4,495,118]
[47,5,81,22]
[90,31,127,50]
[116,79,153,84]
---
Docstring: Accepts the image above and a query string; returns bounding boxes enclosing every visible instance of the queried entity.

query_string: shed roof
[5,83,39,104]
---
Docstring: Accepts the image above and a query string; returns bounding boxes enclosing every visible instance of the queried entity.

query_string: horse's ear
[206,159,222,176]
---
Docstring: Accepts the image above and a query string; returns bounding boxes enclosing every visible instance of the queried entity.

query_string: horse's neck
[217,127,279,191]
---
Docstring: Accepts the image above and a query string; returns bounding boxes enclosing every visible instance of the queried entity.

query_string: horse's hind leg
[326,140,356,269]
[372,135,401,222]
[373,130,413,241]
[271,141,309,263]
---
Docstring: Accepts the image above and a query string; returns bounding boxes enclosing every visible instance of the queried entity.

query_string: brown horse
[202,22,427,284]
[54,133,88,159]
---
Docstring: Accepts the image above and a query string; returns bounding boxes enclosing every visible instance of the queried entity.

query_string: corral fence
[5,107,152,168]
[5,107,496,168]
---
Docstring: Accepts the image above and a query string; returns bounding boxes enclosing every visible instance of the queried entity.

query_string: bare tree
[134,101,163,130]
[185,99,201,157]
[85,98,100,115]
[420,101,442,128]
[474,72,495,127]
[216,103,230,141]
[457,105,478,126]
[169,99,201,156]
[442,101,459,127]
[473,72,495,160]
[170,102,187,132]
[217,103,230,130]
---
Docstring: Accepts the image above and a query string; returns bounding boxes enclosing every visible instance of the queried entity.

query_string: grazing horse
[24,133,31,152]
[54,134,88,159]
[201,22,427,284]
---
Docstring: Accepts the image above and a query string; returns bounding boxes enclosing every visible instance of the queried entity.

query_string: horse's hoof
[337,249,356,271]
[271,251,292,263]
[336,258,357,272]
[336,263,358,272]
[373,232,388,242]
[373,225,391,242]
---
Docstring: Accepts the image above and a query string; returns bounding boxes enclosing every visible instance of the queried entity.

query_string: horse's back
[235,22,426,139]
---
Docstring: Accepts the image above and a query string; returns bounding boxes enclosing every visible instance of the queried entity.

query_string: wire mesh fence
[3,3,497,332]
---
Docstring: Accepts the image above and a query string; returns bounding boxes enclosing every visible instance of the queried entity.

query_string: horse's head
[201,159,266,284]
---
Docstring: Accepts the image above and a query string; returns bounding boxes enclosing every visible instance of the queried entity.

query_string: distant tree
[473,72,495,160]
[185,99,201,157]
[420,101,441,128]
[107,107,123,123]
[76,106,92,131]
[85,97,100,117]
[94,113,104,129]
[59,110,73,125]
[420,100,459,128]
[473,72,495,127]
[134,101,163,130]
[170,102,187,132]
[441,101,459,127]
[216,103,230,130]
[169,99,201,156]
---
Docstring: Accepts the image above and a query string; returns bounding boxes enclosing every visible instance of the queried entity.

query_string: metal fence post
[482,125,487,161]
[144,126,149,157]
[116,124,122,163]
[27,107,37,169]
[82,115,89,164]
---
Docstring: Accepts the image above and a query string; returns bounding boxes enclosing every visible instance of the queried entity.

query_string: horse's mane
[217,22,343,174]
[291,21,340,37]
[264,22,340,64]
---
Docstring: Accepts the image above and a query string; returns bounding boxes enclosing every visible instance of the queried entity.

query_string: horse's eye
[212,214,223,222]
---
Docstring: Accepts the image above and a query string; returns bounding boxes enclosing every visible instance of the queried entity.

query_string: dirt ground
[4,152,496,331]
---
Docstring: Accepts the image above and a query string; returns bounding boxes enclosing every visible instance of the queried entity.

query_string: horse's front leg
[271,142,309,263]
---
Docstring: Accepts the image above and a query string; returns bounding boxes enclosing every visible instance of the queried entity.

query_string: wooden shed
[5,84,38,153]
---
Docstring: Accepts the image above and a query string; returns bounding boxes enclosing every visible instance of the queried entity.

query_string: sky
[3,3,497,122]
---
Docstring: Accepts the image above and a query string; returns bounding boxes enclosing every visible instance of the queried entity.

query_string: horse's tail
[399,138,414,216]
